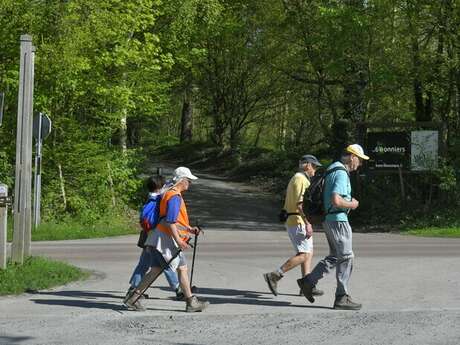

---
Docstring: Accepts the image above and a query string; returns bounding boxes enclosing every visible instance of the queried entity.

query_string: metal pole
[12,35,34,264]
[0,184,8,269]
[33,113,43,228]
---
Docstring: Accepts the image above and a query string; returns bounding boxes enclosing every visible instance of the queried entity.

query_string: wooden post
[12,35,34,264]
[0,184,8,269]
[58,163,67,209]
[24,44,35,257]
[398,166,405,201]
[107,163,116,207]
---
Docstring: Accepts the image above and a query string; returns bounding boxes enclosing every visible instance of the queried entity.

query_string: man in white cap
[297,144,369,310]
[263,154,324,297]
[125,167,209,312]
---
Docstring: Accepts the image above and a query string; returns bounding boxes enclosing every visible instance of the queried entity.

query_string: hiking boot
[123,288,134,305]
[175,286,185,301]
[333,295,362,310]
[123,288,147,311]
[299,286,324,297]
[123,293,146,311]
[297,278,315,303]
[263,272,282,296]
[125,299,146,311]
[185,295,209,312]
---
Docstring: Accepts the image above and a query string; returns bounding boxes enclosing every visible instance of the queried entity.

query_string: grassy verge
[0,256,89,295]
[402,227,460,238]
[7,215,138,241]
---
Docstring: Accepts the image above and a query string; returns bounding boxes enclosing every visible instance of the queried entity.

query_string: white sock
[276,268,284,277]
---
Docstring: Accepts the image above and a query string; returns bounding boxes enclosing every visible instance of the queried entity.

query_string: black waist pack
[278,209,299,222]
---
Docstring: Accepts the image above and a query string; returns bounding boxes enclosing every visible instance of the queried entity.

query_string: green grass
[0,256,89,295]
[403,227,460,238]
[7,216,138,241]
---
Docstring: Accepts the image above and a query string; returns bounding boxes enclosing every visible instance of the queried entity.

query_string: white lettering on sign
[372,146,406,154]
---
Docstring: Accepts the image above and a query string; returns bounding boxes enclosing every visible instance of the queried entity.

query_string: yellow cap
[346,144,369,160]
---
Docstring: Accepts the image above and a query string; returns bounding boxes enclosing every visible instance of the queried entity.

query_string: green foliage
[0,256,89,296]
[0,150,14,187]
[0,0,168,223]
[403,227,460,238]
[1,0,460,228]
[437,159,457,193]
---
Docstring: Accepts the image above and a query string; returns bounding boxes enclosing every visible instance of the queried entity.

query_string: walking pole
[190,225,202,293]
[124,239,193,307]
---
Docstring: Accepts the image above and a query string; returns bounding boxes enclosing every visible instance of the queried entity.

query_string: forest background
[1,0,460,233]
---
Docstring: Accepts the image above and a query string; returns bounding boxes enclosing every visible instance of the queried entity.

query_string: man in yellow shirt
[263,155,323,297]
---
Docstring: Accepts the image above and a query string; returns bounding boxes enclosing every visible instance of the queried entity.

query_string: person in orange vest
[126,167,209,312]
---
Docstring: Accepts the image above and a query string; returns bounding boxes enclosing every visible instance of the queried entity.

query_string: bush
[41,142,141,222]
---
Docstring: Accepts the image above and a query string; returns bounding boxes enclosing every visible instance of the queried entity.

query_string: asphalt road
[1,168,459,345]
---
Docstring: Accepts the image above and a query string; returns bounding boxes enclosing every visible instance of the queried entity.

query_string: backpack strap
[324,166,350,215]
[325,166,349,177]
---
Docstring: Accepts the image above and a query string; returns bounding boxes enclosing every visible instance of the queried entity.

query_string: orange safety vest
[156,188,190,241]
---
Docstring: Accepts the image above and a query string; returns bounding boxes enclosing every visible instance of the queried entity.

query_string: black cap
[299,154,322,167]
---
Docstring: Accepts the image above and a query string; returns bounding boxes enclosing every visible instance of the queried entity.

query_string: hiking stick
[126,239,193,306]
[190,225,203,292]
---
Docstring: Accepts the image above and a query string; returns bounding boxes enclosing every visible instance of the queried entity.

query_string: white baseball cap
[346,144,369,160]
[172,167,198,182]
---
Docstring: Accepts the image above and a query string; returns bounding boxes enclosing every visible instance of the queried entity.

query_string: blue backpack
[139,194,161,232]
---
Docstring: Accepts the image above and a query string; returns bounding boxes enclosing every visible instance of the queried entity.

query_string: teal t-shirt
[323,161,351,222]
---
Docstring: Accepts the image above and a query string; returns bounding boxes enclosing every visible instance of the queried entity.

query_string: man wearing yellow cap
[297,144,369,310]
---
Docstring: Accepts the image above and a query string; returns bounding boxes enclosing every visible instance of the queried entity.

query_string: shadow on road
[160,286,271,299]
[28,286,331,311]
[28,290,123,300]
[156,286,333,310]
[28,290,132,311]
[31,298,126,311]
[0,336,34,344]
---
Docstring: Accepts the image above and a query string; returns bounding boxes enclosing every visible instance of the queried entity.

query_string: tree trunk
[229,124,241,153]
[58,163,67,211]
[180,89,193,143]
[127,117,140,147]
[342,65,367,144]
[120,114,127,154]
[330,118,351,160]
[407,3,432,122]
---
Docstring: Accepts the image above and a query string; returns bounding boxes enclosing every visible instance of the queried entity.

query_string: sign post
[0,184,10,269]
[33,112,52,228]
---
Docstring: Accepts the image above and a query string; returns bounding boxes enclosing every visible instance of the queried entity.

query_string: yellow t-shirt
[283,172,310,226]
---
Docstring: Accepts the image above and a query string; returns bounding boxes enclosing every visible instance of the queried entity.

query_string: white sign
[411,130,438,171]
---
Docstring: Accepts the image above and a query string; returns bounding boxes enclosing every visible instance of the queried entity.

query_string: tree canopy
[1,0,459,225]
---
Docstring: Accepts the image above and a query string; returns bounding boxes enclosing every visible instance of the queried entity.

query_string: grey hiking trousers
[307,221,354,297]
